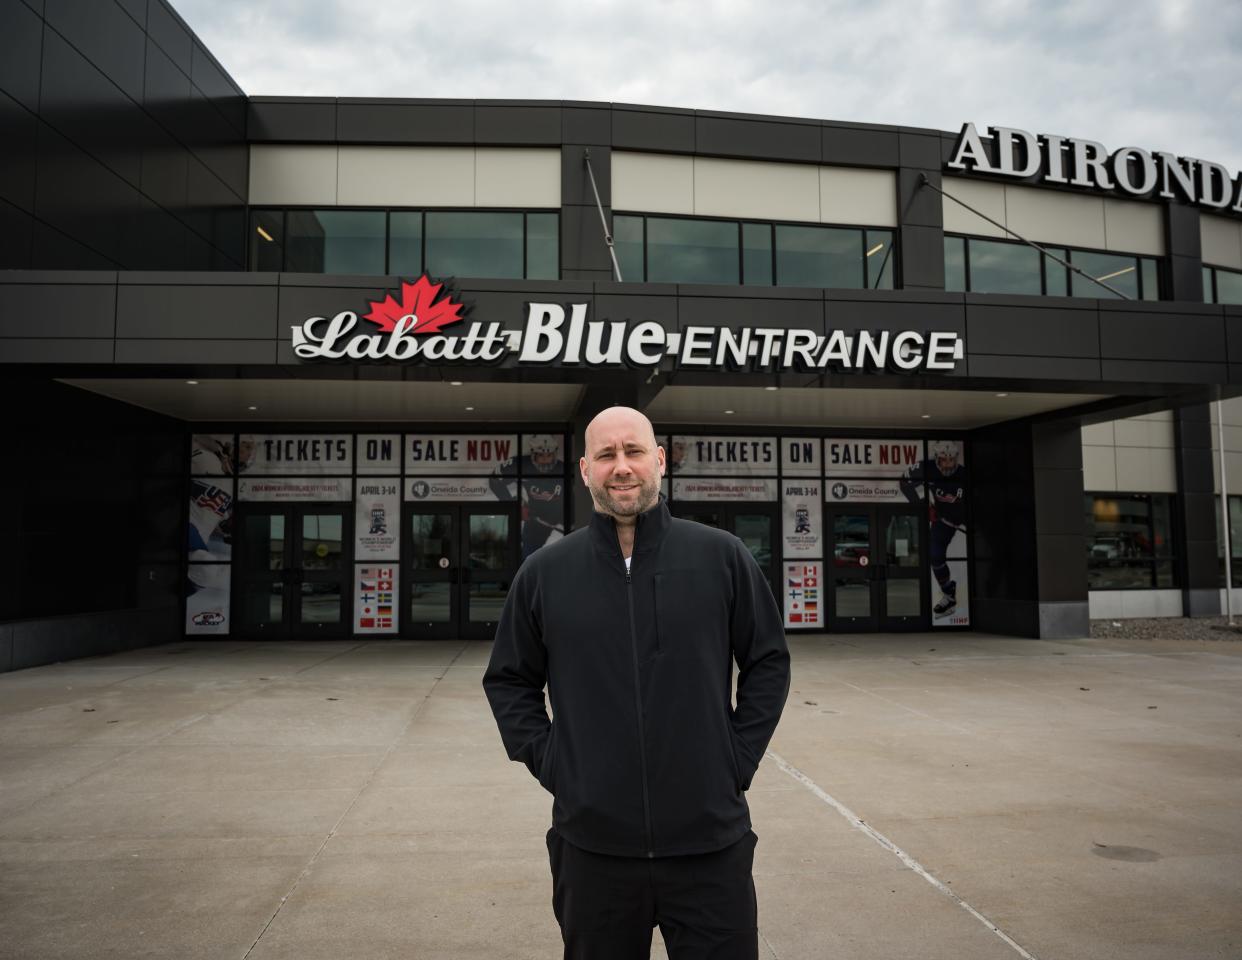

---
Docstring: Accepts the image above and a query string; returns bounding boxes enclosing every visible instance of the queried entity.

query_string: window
[947,235,1161,299]
[1085,493,1176,589]
[1215,494,1242,586]
[612,214,894,289]
[248,210,559,280]
[1204,266,1242,305]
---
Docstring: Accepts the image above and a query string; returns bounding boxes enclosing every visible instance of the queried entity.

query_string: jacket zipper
[625,561,655,858]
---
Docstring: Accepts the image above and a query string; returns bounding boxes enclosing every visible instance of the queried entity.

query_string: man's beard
[590,474,660,518]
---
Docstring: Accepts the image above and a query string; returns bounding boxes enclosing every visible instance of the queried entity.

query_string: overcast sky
[173,0,1242,171]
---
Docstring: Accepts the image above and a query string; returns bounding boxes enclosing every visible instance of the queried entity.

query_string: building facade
[3,0,1242,671]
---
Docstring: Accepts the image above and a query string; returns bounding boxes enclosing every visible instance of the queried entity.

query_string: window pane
[1071,250,1139,299]
[1204,267,1216,303]
[425,211,523,279]
[250,211,284,271]
[1218,268,1242,306]
[1043,247,1069,297]
[742,223,772,285]
[776,225,861,288]
[1151,495,1173,557]
[1230,496,1242,560]
[613,215,644,282]
[1088,561,1154,590]
[646,217,739,284]
[866,230,894,289]
[389,212,422,276]
[526,213,559,280]
[1154,561,1176,588]
[967,239,1041,295]
[1140,258,1159,300]
[943,237,965,292]
[286,210,386,274]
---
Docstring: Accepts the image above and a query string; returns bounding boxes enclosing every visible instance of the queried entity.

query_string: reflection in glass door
[826,506,927,632]
[404,504,519,639]
[234,505,351,638]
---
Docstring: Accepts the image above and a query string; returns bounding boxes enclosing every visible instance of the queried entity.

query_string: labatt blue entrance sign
[291,276,965,374]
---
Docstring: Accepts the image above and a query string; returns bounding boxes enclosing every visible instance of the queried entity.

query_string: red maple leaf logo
[362,276,465,335]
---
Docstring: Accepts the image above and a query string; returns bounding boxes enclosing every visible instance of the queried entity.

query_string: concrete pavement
[1,633,1239,959]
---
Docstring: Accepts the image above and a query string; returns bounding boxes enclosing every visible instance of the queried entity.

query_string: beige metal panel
[1210,396,1242,428]
[1004,183,1106,249]
[1112,418,1150,447]
[612,152,694,215]
[1102,198,1164,256]
[1119,589,1182,618]
[1214,449,1242,493]
[1145,418,1175,448]
[693,157,819,222]
[819,168,897,227]
[1201,213,1242,270]
[1088,591,1123,619]
[249,145,338,205]
[338,147,475,206]
[1082,444,1117,491]
[1146,447,1178,492]
[940,176,1007,238]
[1081,421,1115,445]
[476,149,561,208]
[1113,446,1153,491]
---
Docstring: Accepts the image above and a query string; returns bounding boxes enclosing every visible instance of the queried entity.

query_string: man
[899,439,966,617]
[483,406,790,960]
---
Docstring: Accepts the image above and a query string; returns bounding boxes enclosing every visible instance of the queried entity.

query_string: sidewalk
[1,633,1239,959]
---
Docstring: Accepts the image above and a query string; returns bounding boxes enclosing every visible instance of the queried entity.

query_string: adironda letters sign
[291,276,964,374]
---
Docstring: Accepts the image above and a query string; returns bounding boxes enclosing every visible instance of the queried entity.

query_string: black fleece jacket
[482,498,790,858]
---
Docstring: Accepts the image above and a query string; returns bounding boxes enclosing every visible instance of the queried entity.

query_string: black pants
[546,828,758,960]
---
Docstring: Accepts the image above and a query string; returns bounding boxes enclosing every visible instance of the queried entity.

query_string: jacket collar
[589,495,672,560]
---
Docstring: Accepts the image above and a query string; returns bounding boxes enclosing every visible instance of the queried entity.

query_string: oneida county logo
[291,275,965,372]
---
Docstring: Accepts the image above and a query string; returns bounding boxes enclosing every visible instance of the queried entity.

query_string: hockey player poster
[354,480,400,561]
[355,565,398,634]
[188,478,233,562]
[517,434,566,559]
[902,440,969,627]
[784,562,822,629]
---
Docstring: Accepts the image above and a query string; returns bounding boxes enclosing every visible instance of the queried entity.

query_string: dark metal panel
[1099,307,1224,361]
[0,0,43,111]
[562,144,609,206]
[561,204,614,275]
[34,121,130,258]
[1168,252,1205,302]
[43,0,146,103]
[0,92,38,213]
[336,99,475,143]
[1165,201,1202,260]
[612,107,695,153]
[476,103,562,144]
[563,105,610,146]
[185,86,248,196]
[898,223,946,289]
[114,0,145,25]
[966,355,1102,381]
[0,623,12,673]
[0,197,34,268]
[1033,475,1085,537]
[1227,309,1242,363]
[899,168,941,228]
[694,115,820,163]
[0,338,115,361]
[247,98,337,142]
[142,36,192,140]
[139,121,188,213]
[1100,359,1227,383]
[117,284,278,338]
[897,131,941,170]
[190,41,246,135]
[186,155,244,261]
[31,221,115,269]
[594,292,678,330]
[115,338,278,363]
[39,27,148,189]
[676,291,824,332]
[965,302,1099,356]
[1036,534,1089,601]
[146,0,192,74]
[825,293,965,336]
[821,126,899,167]
[0,283,115,336]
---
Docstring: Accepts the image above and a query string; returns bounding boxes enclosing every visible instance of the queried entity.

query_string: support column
[1174,405,1221,616]
[897,131,946,291]
[971,418,1088,637]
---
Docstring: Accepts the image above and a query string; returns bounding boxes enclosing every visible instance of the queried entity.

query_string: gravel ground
[1090,615,1242,640]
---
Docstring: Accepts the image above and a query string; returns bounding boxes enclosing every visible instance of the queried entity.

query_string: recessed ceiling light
[450,380,463,386]
[247,405,258,411]
[920,414,931,419]
[995,392,1009,398]
[764,386,779,392]
[185,379,198,385]
[724,409,735,415]
[465,406,475,411]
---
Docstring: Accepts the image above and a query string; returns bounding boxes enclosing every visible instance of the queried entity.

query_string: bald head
[580,406,665,522]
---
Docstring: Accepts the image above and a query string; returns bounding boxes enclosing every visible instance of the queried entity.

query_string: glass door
[404,503,519,640]
[828,510,878,631]
[234,504,351,638]
[878,506,927,631]
[730,506,778,601]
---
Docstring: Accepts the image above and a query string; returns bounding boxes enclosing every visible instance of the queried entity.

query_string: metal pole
[584,149,623,282]
[1218,398,1234,625]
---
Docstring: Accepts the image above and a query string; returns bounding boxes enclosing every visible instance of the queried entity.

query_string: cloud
[173,0,1242,169]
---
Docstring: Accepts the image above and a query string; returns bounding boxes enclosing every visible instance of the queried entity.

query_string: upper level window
[614,214,894,290]
[945,235,1160,300]
[249,209,559,280]
[1204,265,1242,305]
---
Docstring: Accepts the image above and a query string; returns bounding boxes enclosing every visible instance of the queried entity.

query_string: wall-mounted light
[256,226,275,243]
[865,242,885,257]
[1094,266,1135,282]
